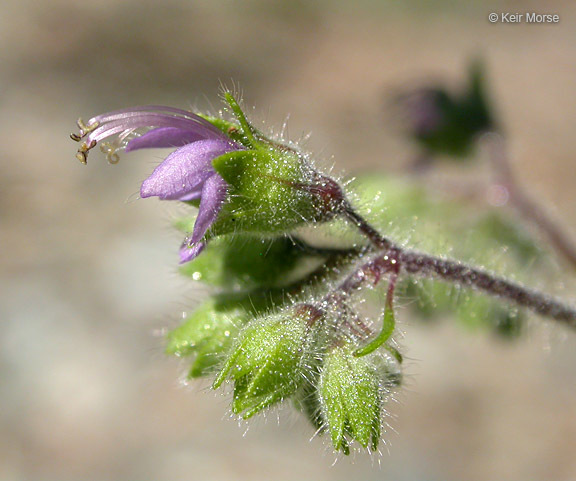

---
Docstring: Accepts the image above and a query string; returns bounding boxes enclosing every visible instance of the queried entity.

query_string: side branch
[400,249,576,328]
[339,202,576,330]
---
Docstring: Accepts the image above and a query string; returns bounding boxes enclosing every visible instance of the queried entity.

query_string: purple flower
[71,106,243,263]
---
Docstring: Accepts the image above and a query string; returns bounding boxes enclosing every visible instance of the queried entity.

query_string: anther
[75,139,97,164]
[70,133,82,142]
[76,118,99,136]
[85,139,97,150]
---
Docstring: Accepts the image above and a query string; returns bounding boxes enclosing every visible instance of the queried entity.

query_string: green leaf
[166,294,278,378]
[354,291,396,357]
[177,233,317,290]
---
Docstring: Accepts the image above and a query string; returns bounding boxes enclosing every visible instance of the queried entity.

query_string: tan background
[1,1,576,480]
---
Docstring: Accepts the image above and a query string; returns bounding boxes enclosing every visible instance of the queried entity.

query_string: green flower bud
[166,297,252,378]
[213,306,318,419]
[319,345,400,455]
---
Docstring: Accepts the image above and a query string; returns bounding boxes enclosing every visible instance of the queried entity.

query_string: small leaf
[354,300,396,357]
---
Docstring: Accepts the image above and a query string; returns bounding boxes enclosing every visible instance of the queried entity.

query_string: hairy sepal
[211,149,320,237]
[319,345,399,454]
[213,310,315,418]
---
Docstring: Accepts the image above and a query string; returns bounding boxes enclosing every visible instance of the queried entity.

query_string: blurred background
[1,1,576,480]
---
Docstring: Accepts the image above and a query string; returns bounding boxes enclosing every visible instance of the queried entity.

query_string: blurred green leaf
[175,231,323,290]
[166,292,287,378]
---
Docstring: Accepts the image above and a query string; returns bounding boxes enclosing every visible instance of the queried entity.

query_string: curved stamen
[74,111,233,164]
[102,127,138,164]
[88,107,224,140]
[77,118,100,135]
[88,105,209,124]
[86,115,218,143]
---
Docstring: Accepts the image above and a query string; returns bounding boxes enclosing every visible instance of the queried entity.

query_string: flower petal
[190,174,228,243]
[177,185,203,202]
[140,139,235,200]
[125,127,209,152]
[179,241,206,264]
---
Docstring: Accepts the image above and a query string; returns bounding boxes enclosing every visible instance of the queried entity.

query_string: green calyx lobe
[200,94,330,239]
[211,149,319,236]
[319,345,385,454]
[213,309,314,419]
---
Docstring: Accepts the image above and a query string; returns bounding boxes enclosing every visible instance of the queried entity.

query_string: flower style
[71,106,244,263]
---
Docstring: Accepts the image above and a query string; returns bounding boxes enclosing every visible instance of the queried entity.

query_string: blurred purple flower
[400,88,445,137]
[72,106,243,263]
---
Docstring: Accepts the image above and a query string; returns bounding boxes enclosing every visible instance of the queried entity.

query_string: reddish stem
[338,205,576,329]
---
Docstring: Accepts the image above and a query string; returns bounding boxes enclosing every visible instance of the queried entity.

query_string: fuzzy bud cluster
[71,92,403,455]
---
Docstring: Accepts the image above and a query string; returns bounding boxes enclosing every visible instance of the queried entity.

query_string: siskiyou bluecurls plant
[71,91,576,456]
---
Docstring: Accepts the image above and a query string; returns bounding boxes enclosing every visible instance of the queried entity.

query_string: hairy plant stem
[337,201,576,329]
[399,249,576,326]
